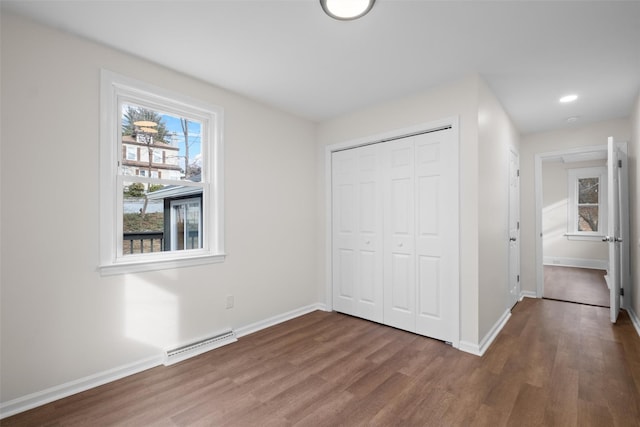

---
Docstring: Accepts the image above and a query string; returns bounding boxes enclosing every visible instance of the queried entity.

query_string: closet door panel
[383,139,416,332]
[332,146,383,323]
[355,145,384,321]
[414,130,456,342]
[332,150,358,314]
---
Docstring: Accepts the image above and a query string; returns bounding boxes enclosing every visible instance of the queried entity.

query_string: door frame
[324,116,460,347]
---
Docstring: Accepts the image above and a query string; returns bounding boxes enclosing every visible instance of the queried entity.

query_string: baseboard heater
[163,330,237,366]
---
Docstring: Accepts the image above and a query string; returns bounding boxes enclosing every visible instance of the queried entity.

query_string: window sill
[564,233,605,242]
[99,253,226,276]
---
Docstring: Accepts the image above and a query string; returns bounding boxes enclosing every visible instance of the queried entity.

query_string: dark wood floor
[544,265,610,307]
[4,298,640,426]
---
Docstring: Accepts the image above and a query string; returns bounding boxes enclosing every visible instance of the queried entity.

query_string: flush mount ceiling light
[559,94,578,103]
[320,0,376,20]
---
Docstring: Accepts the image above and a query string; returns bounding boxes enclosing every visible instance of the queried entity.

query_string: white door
[383,137,416,332]
[332,146,384,322]
[413,130,458,342]
[607,137,621,323]
[508,149,520,309]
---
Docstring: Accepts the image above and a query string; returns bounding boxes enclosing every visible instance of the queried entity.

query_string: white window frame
[566,166,607,240]
[99,70,225,275]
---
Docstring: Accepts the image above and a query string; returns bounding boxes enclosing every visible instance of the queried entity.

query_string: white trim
[459,309,511,356]
[0,356,163,420]
[324,117,460,347]
[235,303,329,338]
[99,253,226,276]
[99,69,225,275]
[563,233,607,241]
[519,290,538,300]
[534,144,608,298]
[543,256,608,271]
[628,307,640,338]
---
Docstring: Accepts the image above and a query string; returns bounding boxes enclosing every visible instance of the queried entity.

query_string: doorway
[534,142,630,320]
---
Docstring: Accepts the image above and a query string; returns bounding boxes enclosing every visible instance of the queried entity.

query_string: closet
[331,127,458,344]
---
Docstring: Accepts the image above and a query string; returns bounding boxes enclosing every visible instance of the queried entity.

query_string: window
[567,167,607,238]
[153,149,163,164]
[100,70,225,275]
[126,146,137,161]
[171,198,202,251]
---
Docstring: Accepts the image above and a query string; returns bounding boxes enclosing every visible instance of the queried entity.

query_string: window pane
[122,181,204,255]
[122,181,165,255]
[185,202,201,249]
[121,103,203,182]
[171,198,202,251]
[578,205,599,232]
[578,177,599,204]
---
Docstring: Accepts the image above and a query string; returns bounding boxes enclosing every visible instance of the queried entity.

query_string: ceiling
[3,0,639,134]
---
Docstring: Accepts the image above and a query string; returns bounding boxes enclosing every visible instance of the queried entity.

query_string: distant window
[171,198,202,251]
[153,149,163,164]
[126,146,137,161]
[100,70,225,275]
[567,167,607,236]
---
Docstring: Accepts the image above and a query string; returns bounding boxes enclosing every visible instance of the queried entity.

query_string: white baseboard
[0,302,329,420]
[628,307,640,338]
[235,302,328,338]
[459,309,511,357]
[543,256,608,271]
[0,355,163,420]
[519,290,538,300]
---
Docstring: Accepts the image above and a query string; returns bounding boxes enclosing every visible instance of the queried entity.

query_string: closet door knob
[398,243,403,248]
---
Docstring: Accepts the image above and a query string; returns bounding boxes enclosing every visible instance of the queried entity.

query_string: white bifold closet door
[332,144,384,323]
[332,128,457,344]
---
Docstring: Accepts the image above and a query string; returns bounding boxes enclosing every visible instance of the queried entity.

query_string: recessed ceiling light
[566,116,580,123]
[320,0,376,20]
[559,94,578,103]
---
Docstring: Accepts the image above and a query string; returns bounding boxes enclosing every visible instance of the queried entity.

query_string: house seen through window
[121,104,204,255]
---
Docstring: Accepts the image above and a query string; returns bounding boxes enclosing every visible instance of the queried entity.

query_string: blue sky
[162,114,202,169]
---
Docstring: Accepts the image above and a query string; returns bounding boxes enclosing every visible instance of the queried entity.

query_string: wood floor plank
[544,266,609,307]
[3,299,640,427]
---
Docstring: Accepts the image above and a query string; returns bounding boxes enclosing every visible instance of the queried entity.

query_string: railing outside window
[123,231,164,254]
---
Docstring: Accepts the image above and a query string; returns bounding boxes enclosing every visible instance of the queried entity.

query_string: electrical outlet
[226,295,234,309]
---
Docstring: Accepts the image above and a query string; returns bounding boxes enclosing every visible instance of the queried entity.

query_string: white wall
[0,13,318,404]
[542,159,609,267]
[520,118,632,295]
[477,78,520,339]
[630,91,640,322]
